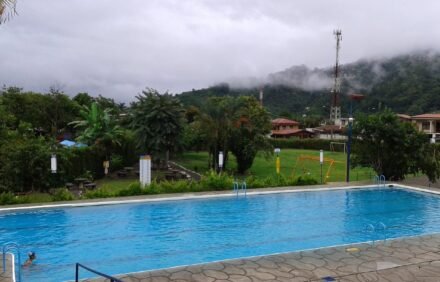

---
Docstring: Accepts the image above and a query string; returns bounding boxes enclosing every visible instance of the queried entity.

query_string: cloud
[1,0,440,101]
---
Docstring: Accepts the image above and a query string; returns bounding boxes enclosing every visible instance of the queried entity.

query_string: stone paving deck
[0,254,13,282]
[85,234,440,282]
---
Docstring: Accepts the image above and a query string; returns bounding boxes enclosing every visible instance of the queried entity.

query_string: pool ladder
[365,222,387,244]
[233,180,247,197]
[373,175,386,187]
[2,242,22,282]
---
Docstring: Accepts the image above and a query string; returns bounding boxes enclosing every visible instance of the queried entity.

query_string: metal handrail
[379,175,386,186]
[373,175,386,186]
[241,182,247,196]
[233,181,239,195]
[372,175,379,185]
[233,181,247,196]
[2,242,21,282]
[75,263,123,282]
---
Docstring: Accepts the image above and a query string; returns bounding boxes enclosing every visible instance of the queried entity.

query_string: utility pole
[330,30,342,125]
[259,88,264,107]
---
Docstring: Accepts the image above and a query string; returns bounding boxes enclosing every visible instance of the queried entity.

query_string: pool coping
[0,182,384,212]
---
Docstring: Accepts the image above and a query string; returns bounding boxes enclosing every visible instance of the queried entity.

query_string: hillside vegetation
[178,51,440,117]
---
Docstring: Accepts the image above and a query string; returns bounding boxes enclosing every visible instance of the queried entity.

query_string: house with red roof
[271,118,315,138]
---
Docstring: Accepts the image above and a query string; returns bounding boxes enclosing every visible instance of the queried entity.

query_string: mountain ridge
[178,50,440,117]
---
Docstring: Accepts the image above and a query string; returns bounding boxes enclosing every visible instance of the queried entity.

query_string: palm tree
[0,0,17,23]
[130,88,184,166]
[69,102,124,160]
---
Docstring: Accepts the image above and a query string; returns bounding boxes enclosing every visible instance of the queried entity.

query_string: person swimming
[23,252,36,267]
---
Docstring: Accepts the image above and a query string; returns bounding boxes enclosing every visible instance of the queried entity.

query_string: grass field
[174,149,375,182]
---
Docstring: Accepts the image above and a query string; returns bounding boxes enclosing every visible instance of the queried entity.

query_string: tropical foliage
[130,88,185,164]
[186,96,272,173]
[352,110,440,181]
[69,102,124,159]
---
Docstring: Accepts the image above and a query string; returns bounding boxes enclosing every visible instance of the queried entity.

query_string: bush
[269,138,344,152]
[199,171,234,190]
[0,192,20,205]
[84,186,115,199]
[51,188,74,201]
[117,183,145,197]
[110,154,124,172]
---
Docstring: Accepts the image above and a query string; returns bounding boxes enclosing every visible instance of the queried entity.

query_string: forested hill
[177,51,440,117]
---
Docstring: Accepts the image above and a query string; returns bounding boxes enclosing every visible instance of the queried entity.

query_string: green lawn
[174,149,374,182]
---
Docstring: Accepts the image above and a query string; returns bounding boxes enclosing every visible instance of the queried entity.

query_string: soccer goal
[330,142,347,154]
[292,155,342,181]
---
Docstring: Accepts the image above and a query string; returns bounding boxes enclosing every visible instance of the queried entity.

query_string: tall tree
[69,102,124,160]
[130,88,184,164]
[352,110,440,181]
[229,97,272,174]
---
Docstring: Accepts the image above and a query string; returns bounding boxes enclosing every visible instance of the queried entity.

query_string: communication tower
[330,30,342,125]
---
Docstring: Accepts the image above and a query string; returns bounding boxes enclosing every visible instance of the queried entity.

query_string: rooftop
[271,118,299,125]
[412,113,440,120]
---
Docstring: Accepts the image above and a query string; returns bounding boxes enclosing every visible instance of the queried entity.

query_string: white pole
[320,150,324,184]
[218,151,224,172]
[139,155,151,187]
[51,154,57,174]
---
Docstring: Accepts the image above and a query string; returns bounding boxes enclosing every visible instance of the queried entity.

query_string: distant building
[410,114,440,135]
[311,124,346,140]
[271,118,315,138]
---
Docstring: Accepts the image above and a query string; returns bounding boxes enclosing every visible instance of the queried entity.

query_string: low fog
[1,0,440,101]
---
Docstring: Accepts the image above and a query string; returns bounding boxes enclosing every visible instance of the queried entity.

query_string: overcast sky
[1,0,440,102]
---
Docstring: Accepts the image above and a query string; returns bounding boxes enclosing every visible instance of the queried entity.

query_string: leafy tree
[69,102,124,160]
[352,110,440,181]
[0,87,78,136]
[196,97,235,170]
[229,97,272,173]
[130,89,184,164]
[192,96,271,173]
[73,92,95,108]
[44,89,79,136]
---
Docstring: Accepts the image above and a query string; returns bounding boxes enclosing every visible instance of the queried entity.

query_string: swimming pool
[1,186,440,281]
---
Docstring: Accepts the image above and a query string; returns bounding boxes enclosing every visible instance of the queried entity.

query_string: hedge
[269,138,346,152]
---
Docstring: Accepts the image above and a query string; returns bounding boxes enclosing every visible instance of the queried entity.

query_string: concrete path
[86,233,440,282]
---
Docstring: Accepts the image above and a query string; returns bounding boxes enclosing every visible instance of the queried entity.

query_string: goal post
[292,155,342,182]
[330,142,347,154]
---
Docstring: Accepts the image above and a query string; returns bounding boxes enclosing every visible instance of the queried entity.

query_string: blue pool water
[1,186,440,281]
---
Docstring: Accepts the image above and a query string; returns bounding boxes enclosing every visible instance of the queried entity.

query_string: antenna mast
[330,29,342,125]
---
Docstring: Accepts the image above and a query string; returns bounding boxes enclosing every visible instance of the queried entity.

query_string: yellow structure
[292,155,341,181]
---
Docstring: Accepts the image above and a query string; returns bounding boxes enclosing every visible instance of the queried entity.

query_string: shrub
[110,154,124,172]
[0,192,20,205]
[199,170,234,190]
[269,138,343,152]
[292,175,318,186]
[51,188,74,201]
[117,182,144,197]
[84,187,115,199]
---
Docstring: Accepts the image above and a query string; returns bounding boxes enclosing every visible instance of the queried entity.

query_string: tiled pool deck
[82,233,440,282]
[3,181,440,281]
[0,254,13,282]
